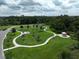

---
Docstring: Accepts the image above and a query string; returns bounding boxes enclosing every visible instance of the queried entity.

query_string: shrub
[20,25,24,28]
[11,28,16,33]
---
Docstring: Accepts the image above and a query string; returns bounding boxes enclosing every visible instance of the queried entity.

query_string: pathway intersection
[3,27,70,51]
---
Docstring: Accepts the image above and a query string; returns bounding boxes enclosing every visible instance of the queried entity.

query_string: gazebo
[62,32,67,37]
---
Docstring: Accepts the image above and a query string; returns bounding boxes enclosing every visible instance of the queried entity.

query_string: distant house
[62,32,67,37]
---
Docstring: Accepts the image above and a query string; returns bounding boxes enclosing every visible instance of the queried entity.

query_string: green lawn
[3,25,78,59]
[16,31,53,45]
[4,32,20,49]
[15,25,53,45]
[15,25,44,32]
[4,37,76,59]
[3,25,53,48]
[0,26,11,31]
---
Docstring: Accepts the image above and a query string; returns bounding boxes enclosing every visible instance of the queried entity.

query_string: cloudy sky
[0,0,79,16]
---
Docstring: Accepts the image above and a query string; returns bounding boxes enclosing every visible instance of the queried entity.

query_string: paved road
[0,31,6,59]
[0,27,14,59]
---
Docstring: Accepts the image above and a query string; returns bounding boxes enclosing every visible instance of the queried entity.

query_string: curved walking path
[3,27,70,51]
[0,26,16,59]
[0,31,6,59]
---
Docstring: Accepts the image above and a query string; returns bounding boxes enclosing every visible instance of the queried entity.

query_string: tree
[34,33,40,42]
[74,42,79,49]
[40,26,43,29]
[74,31,79,41]
[39,26,43,32]
[71,31,79,49]
[27,25,30,28]
[6,51,13,59]
[50,19,66,33]
[70,21,79,32]
[11,28,16,33]
[36,35,40,42]
[60,51,72,59]
[36,24,38,28]
[20,25,24,28]
[32,25,35,28]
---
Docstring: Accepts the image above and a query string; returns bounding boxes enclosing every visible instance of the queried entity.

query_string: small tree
[40,26,44,31]
[36,25,38,28]
[74,42,79,49]
[34,34,40,42]
[60,51,72,59]
[11,28,16,33]
[20,25,24,28]
[33,25,35,28]
[6,51,13,59]
[74,31,79,41]
[40,26,43,29]
[27,25,29,28]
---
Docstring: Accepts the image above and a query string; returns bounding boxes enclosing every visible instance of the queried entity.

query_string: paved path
[4,31,56,51]
[0,26,70,59]
[0,31,6,59]
[3,27,70,51]
[0,26,15,59]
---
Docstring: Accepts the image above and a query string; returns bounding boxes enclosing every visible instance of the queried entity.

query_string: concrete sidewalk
[0,31,6,59]
[0,26,14,59]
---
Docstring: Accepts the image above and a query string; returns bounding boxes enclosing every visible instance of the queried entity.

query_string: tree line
[0,16,49,25]
[0,15,79,40]
[46,15,79,39]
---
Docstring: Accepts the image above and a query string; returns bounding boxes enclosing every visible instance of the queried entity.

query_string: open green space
[0,26,11,31]
[4,37,76,59]
[16,31,52,45]
[16,25,53,45]
[4,32,20,49]
[1,15,79,59]
[15,24,44,32]
[3,25,53,47]
[3,24,78,59]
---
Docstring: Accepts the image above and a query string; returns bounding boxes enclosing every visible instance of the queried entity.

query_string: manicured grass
[0,26,11,31]
[16,25,53,45]
[16,31,53,45]
[4,37,77,59]
[16,25,37,32]
[4,25,78,59]
[4,32,20,49]
[4,25,52,48]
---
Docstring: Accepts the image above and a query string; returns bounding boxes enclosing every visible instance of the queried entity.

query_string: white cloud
[67,8,79,16]
[0,0,79,16]
[0,5,20,16]
[5,0,21,5]
[34,0,53,8]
